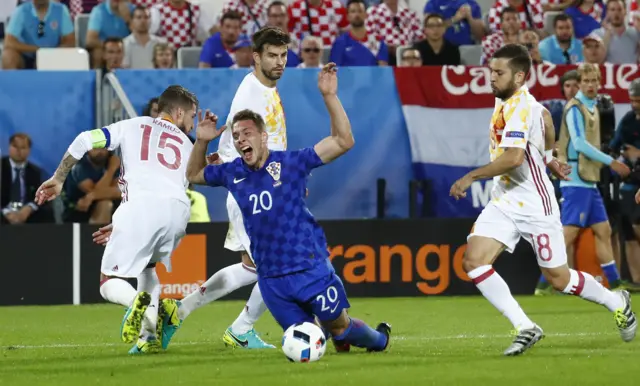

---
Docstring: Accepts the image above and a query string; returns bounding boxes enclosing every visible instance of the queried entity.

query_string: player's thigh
[518,216,568,269]
[152,201,190,272]
[466,204,519,267]
[101,203,158,278]
[258,277,313,331]
[302,272,351,325]
[560,186,590,228]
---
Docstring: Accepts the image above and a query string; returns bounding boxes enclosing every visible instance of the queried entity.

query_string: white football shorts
[224,192,253,260]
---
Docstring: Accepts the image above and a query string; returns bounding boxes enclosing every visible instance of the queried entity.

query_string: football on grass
[282,322,327,363]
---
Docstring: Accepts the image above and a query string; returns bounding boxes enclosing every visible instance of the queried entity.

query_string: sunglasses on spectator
[37,21,45,37]
[303,48,321,53]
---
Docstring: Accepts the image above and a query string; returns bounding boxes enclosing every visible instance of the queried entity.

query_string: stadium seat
[36,48,90,70]
[177,46,203,68]
[544,11,562,36]
[460,45,482,65]
[75,14,90,48]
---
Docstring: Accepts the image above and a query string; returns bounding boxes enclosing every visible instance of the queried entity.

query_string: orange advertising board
[574,229,608,287]
[157,234,207,299]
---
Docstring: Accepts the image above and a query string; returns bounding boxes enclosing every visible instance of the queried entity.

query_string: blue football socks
[333,318,387,351]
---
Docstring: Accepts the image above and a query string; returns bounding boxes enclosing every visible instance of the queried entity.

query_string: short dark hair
[232,109,265,132]
[500,6,518,21]
[560,69,579,97]
[267,0,287,14]
[143,97,159,116]
[133,5,148,15]
[252,26,291,53]
[157,85,198,115]
[553,13,571,27]
[103,37,123,48]
[492,44,532,76]
[9,133,32,148]
[221,10,242,25]
[424,13,443,27]
[347,0,367,9]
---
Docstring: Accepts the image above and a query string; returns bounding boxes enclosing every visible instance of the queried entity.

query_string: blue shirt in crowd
[200,32,235,68]
[539,35,584,64]
[330,31,388,66]
[423,0,481,46]
[88,0,134,41]
[7,1,73,55]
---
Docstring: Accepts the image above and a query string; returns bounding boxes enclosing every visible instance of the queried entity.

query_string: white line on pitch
[2,332,616,350]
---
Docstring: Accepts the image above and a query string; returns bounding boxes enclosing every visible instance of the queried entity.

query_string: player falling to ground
[535,63,633,296]
[185,63,391,353]
[160,26,293,350]
[449,44,637,356]
[36,85,211,355]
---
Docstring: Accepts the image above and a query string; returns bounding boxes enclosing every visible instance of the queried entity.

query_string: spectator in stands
[102,36,124,72]
[481,6,520,65]
[424,0,485,46]
[542,69,579,140]
[539,14,583,64]
[2,0,75,70]
[152,41,174,68]
[398,47,421,67]
[1,133,53,224]
[266,1,300,67]
[329,0,388,67]
[150,0,215,50]
[198,11,242,68]
[288,0,348,48]
[297,35,324,68]
[593,0,640,64]
[520,28,545,64]
[230,36,253,69]
[122,5,165,69]
[218,0,270,37]
[366,0,422,66]
[565,0,606,39]
[582,33,606,64]
[412,14,460,66]
[86,0,134,68]
[142,97,159,117]
[487,0,544,36]
[61,149,121,224]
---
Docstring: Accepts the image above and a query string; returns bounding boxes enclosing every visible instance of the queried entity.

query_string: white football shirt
[489,86,558,217]
[217,72,287,162]
[103,116,193,207]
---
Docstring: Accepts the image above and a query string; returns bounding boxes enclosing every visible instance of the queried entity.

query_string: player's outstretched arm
[313,63,355,164]
[186,110,225,185]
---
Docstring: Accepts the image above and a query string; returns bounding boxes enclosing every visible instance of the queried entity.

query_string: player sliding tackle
[449,44,637,356]
[184,63,391,352]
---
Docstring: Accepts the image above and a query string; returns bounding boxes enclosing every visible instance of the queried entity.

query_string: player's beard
[260,65,283,81]
[493,78,518,100]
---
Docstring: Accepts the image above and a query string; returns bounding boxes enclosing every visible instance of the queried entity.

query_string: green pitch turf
[1,296,638,386]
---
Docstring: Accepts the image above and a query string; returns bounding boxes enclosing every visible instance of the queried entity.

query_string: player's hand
[206,152,223,165]
[35,177,63,205]
[546,158,572,181]
[450,174,473,200]
[622,144,640,160]
[196,109,225,141]
[611,160,631,178]
[92,223,113,246]
[318,63,338,96]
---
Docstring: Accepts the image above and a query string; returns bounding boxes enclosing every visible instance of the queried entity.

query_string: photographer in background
[610,78,640,284]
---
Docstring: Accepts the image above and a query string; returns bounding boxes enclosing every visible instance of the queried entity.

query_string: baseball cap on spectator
[233,35,251,51]
[583,33,602,44]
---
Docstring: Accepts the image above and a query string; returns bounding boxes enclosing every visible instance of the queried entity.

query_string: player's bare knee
[241,252,255,268]
[541,266,570,290]
[324,310,350,337]
[592,221,612,241]
[563,226,581,246]
[90,200,113,224]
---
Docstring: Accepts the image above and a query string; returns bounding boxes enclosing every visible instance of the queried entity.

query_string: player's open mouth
[241,146,253,159]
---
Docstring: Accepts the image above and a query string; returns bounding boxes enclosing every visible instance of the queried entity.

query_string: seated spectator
[520,28,546,65]
[539,14,583,64]
[297,35,324,68]
[230,36,253,69]
[199,11,242,68]
[103,37,124,72]
[413,14,461,66]
[565,0,606,39]
[218,0,271,36]
[481,6,520,65]
[2,0,75,70]
[61,149,121,224]
[152,42,174,68]
[288,0,348,48]
[86,0,134,68]
[150,0,215,51]
[424,0,485,46]
[582,33,606,64]
[593,0,640,64]
[186,184,211,223]
[1,133,53,224]
[398,47,422,67]
[542,69,579,139]
[488,0,544,36]
[266,1,300,67]
[142,97,159,117]
[329,0,388,67]
[122,6,165,69]
[366,0,422,65]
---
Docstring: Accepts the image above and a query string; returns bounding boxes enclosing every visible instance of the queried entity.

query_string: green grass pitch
[1,296,639,386]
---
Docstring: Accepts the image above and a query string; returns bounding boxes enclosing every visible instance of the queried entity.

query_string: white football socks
[468,265,536,331]
[178,263,257,320]
[137,267,160,340]
[99,278,136,307]
[562,269,624,312]
[230,283,268,335]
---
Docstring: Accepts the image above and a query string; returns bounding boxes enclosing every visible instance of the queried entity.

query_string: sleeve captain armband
[89,128,111,149]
